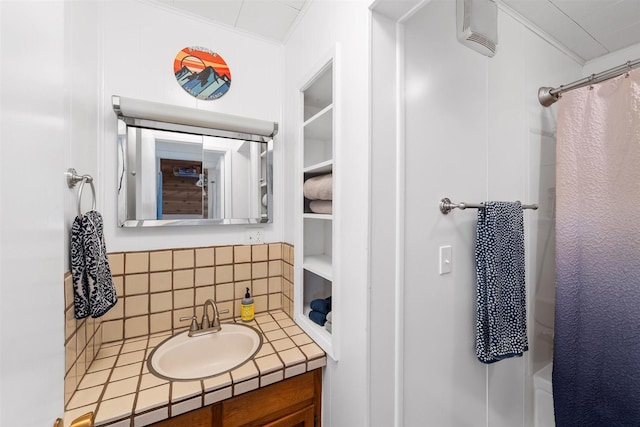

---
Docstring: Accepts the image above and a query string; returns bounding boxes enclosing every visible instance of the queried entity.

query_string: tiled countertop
[64,311,326,427]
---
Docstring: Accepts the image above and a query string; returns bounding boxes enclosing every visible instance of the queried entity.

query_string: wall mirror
[113,95,277,227]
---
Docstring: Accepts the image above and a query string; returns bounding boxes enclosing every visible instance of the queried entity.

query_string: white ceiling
[156,0,640,62]
[155,0,308,42]
[499,0,640,62]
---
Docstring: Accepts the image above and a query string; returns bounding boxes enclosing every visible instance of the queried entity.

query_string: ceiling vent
[456,0,498,57]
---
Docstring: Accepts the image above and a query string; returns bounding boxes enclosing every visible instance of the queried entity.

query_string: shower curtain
[553,68,640,425]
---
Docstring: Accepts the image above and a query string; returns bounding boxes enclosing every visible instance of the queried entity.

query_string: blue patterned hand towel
[475,201,528,364]
[71,211,118,319]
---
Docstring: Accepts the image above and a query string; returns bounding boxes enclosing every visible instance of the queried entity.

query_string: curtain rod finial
[538,87,558,107]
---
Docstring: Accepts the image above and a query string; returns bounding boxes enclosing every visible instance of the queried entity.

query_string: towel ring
[66,168,96,217]
[77,177,96,217]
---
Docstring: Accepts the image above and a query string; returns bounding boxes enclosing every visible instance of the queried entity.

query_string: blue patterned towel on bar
[475,201,528,364]
[71,211,118,319]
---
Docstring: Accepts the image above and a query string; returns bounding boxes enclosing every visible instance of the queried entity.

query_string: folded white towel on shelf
[304,174,332,200]
[309,200,332,214]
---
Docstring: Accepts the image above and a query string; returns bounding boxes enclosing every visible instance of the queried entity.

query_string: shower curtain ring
[589,74,595,90]
[626,60,631,78]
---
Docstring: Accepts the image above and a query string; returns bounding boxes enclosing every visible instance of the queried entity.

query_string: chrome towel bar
[439,198,538,215]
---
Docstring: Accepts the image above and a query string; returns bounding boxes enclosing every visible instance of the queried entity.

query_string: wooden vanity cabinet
[151,369,322,427]
[261,405,315,427]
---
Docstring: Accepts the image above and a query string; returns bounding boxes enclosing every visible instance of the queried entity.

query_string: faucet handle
[179,316,200,333]
[211,309,230,328]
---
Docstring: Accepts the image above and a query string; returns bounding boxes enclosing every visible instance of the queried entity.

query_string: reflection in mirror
[120,126,270,226]
[113,95,276,227]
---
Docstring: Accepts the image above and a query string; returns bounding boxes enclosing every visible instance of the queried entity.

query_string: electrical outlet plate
[245,228,264,244]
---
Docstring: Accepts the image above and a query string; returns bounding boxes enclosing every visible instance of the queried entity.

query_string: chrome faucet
[203,299,221,332]
[179,299,229,337]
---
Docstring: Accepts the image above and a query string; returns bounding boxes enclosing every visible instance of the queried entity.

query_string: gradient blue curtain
[553,68,640,425]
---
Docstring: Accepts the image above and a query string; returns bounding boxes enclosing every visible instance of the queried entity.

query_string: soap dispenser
[241,287,254,322]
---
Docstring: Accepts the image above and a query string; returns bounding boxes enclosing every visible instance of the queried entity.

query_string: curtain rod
[538,57,640,107]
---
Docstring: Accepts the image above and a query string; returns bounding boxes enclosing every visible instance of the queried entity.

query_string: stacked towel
[71,211,118,319]
[325,311,332,333]
[303,174,332,201]
[309,311,327,326]
[311,296,331,313]
[309,296,332,326]
[309,200,332,214]
[475,201,528,364]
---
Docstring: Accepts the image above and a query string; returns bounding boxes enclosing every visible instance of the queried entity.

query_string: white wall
[583,41,640,76]
[64,0,102,273]
[283,1,371,425]
[0,1,66,425]
[92,1,284,254]
[369,10,400,427]
[370,0,582,425]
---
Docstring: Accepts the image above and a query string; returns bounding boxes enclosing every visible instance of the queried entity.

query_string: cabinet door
[262,405,315,427]
[222,371,316,427]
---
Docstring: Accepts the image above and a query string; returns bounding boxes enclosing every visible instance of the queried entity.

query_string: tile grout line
[128,337,148,426]
[90,339,126,425]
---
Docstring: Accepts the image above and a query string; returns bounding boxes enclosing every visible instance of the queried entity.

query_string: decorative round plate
[174,47,231,100]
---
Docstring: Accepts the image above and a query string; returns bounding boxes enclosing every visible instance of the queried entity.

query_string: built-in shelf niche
[296,47,337,360]
[303,68,332,121]
[299,269,333,351]
[303,218,332,277]
[303,106,333,169]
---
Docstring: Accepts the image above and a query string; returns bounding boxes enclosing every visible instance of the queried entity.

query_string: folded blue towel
[310,296,332,314]
[475,201,528,364]
[71,211,118,319]
[309,310,327,326]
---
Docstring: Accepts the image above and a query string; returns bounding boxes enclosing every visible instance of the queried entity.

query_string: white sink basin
[148,323,262,381]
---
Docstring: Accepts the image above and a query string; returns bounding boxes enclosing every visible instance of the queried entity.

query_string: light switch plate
[439,245,452,275]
